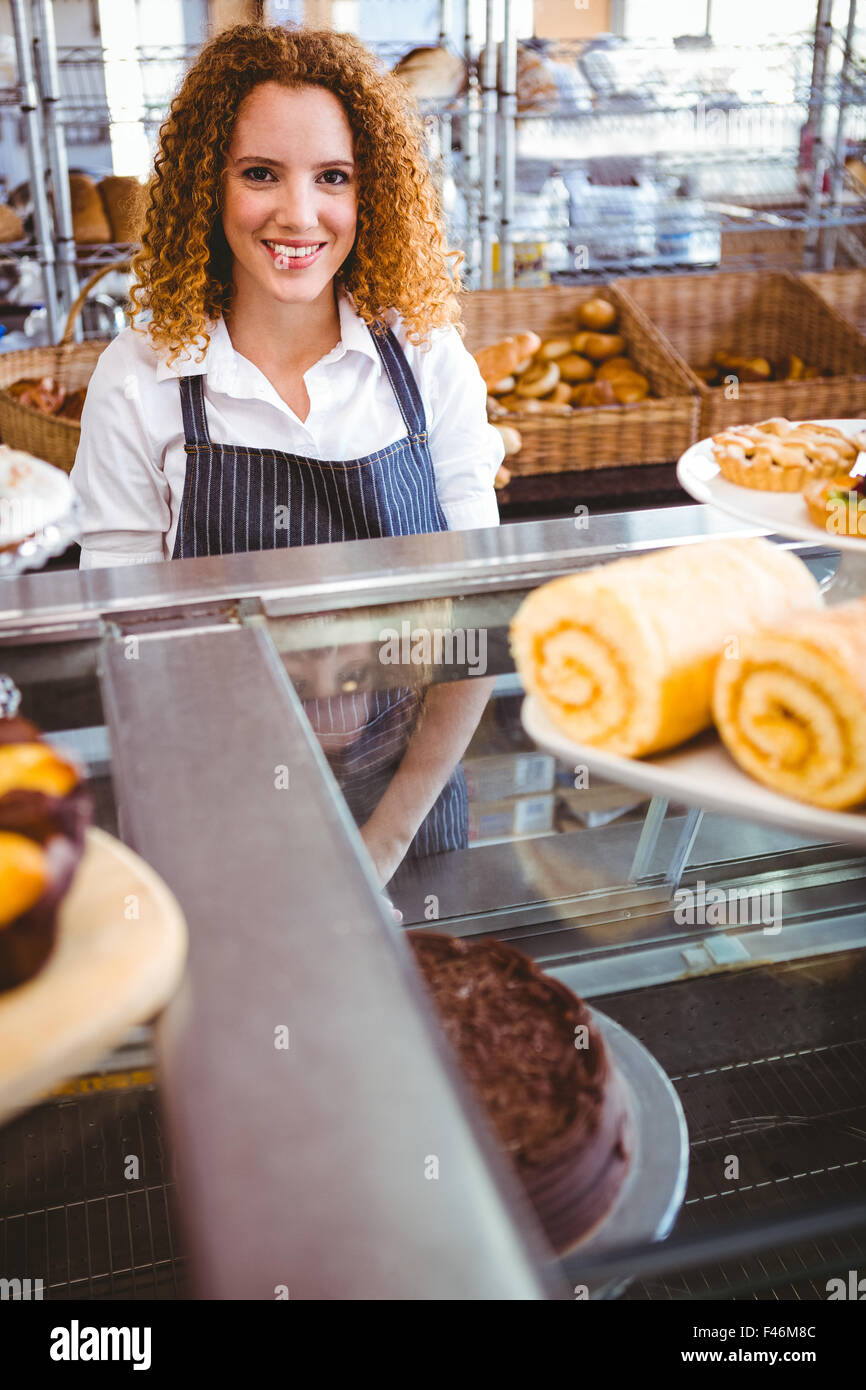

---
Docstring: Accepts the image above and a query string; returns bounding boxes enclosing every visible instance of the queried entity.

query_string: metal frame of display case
[1,507,864,1297]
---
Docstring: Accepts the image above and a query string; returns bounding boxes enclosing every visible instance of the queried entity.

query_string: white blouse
[71,292,504,568]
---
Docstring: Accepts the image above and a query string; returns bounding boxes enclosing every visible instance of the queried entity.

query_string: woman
[72,23,499,888]
[71,22,502,562]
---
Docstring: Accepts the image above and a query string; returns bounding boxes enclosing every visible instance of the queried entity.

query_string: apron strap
[372,325,428,441]
[179,374,212,448]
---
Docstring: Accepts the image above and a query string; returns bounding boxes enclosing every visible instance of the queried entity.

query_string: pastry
[610,372,649,404]
[556,352,594,383]
[803,474,866,537]
[713,599,866,809]
[0,203,25,242]
[711,418,866,491]
[97,175,146,243]
[492,423,522,456]
[0,447,74,550]
[571,379,616,407]
[411,932,633,1253]
[577,298,617,331]
[473,332,542,390]
[0,717,89,991]
[548,382,572,405]
[70,172,112,244]
[515,360,559,398]
[537,338,573,361]
[509,538,821,758]
[392,46,467,102]
[698,353,824,386]
[596,357,637,380]
[572,332,626,361]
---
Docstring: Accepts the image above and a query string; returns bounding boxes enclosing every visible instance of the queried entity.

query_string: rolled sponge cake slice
[510,538,822,759]
[713,597,866,810]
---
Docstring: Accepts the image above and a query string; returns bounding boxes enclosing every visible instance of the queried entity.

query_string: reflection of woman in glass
[284,643,493,887]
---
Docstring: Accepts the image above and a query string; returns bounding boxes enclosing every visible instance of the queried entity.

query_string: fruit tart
[711,418,866,492]
[803,470,866,538]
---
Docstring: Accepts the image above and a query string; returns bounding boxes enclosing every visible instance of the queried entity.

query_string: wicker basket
[800,268,866,338]
[0,261,129,472]
[459,285,699,474]
[612,270,866,437]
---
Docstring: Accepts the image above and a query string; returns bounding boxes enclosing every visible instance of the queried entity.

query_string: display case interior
[0,507,864,1299]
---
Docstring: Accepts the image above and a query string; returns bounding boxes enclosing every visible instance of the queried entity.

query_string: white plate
[676,419,866,552]
[563,1009,689,1298]
[0,445,74,547]
[523,695,866,848]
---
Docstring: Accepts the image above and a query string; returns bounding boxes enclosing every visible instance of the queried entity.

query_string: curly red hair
[129,23,462,365]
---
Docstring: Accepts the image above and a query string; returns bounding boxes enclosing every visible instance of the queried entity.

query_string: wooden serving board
[0,827,187,1125]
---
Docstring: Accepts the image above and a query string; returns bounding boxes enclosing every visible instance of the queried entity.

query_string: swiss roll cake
[510,538,822,759]
[712,598,866,810]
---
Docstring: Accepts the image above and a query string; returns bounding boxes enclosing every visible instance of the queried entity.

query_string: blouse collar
[153,290,383,388]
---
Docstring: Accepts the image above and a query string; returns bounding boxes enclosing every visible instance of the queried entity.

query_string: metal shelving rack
[4,1,866,331]
[492,0,866,286]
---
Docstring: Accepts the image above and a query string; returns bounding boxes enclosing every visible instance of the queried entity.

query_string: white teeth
[265,241,323,258]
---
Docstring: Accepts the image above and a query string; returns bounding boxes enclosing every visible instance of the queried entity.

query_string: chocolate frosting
[411,932,633,1253]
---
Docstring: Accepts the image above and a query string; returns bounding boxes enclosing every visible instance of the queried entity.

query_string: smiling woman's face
[222,81,358,311]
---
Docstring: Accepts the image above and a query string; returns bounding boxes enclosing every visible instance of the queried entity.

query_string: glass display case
[0,503,864,1301]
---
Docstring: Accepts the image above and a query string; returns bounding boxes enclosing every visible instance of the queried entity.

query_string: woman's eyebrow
[233,155,354,169]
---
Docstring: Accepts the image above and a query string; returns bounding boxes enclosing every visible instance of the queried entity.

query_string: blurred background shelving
[0,1,865,333]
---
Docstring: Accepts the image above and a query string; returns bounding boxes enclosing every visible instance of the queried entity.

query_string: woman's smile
[262,239,328,269]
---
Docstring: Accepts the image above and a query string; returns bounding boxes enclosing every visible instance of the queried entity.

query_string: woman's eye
[319,169,349,186]
[339,666,369,690]
[243,166,275,182]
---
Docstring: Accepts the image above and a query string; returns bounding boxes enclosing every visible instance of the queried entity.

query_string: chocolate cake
[411,932,633,1253]
[0,715,90,992]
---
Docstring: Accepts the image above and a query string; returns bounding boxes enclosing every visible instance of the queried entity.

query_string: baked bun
[392,46,467,101]
[70,173,111,243]
[97,175,146,243]
[577,298,617,330]
[0,204,25,242]
[474,333,541,389]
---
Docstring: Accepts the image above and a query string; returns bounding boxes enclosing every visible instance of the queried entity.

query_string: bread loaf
[70,173,111,243]
[97,175,146,243]
[0,204,25,243]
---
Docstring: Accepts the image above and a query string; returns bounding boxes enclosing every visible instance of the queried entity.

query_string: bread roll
[573,332,626,361]
[557,353,594,383]
[571,380,616,408]
[97,175,146,243]
[515,361,559,398]
[548,382,573,405]
[392,46,467,101]
[610,372,649,403]
[596,357,637,380]
[474,333,542,389]
[0,204,25,242]
[510,539,821,758]
[70,173,111,243]
[538,338,573,361]
[577,298,617,330]
[493,423,522,456]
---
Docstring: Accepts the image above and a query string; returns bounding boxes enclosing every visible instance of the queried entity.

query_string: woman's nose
[274,177,318,232]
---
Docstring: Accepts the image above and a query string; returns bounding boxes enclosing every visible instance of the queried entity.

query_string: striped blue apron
[173,324,468,865]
